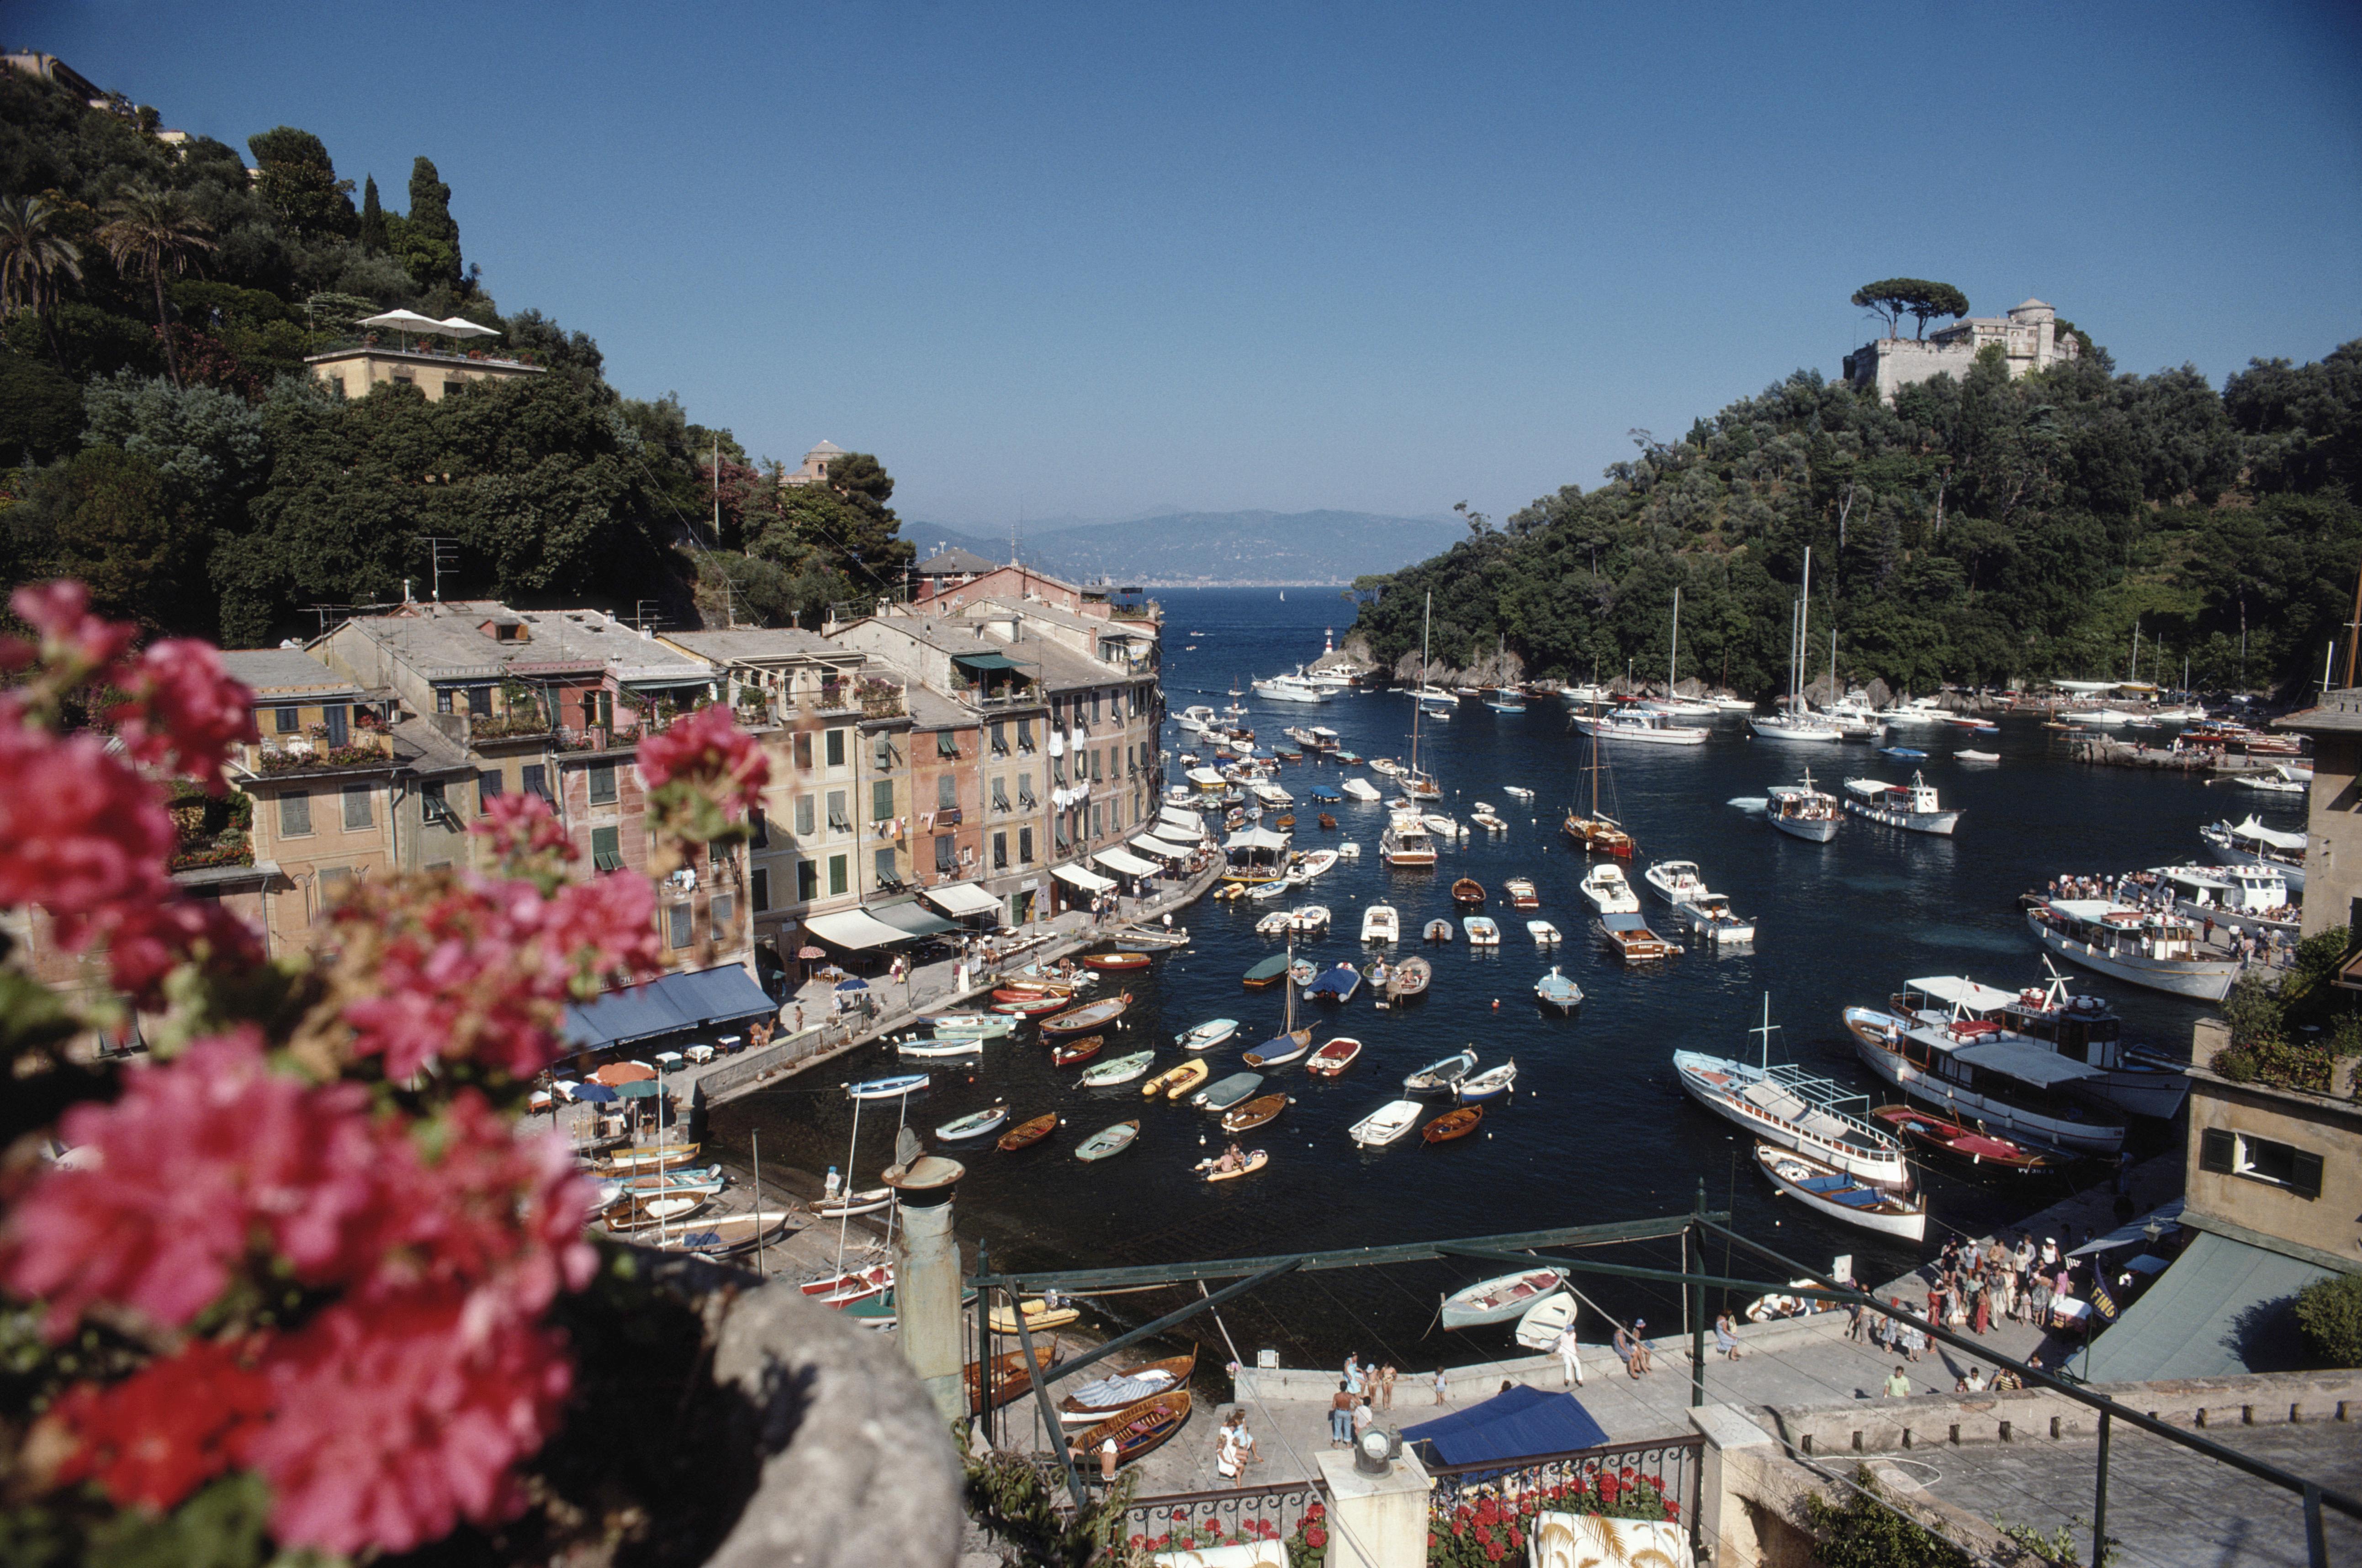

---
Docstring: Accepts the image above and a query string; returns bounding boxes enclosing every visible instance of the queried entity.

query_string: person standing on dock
[1329,1382,1354,1446]
[1556,1322,1583,1386]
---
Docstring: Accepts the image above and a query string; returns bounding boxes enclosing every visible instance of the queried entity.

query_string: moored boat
[1456,1060,1517,1101]
[934,1105,1010,1141]
[1041,993,1135,1035]
[1841,772,1962,835]
[1063,1390,1191,1469]
[847,1073,929,1101]
[1672,998,1911,1186]
[1349,1099,1424,1146]
[1765,770,1841,842]
[1078,1051,1155,1087]
[1143,1060,1210,1099]
[996,1113,1059,1151]
[1305,1036,1363,1076]
[924,1013,1020,1039]
[1424,918,1455,942]
[1870,1103,2060,1171]
[1423,1106,1483,1143]
[1075,1121,1141,1161]
[2025,901,2237,1001]
[1049,1035,1104,1066]
[1441,1267,1568,1329]
[1192,1071,1265,1111]
[1599,911,1679,961]
[1643,859,1707,903]
[897,1035,985,1058]
[1361,903,1400,944]
[1535,967,1583,1011]
[1403,1048,1478,1093]
[1083,951,1153,972]
[1527,919,1561,945]
[1242,1030,1312,1068]
[1221,1093,1290,1133]
[1243,954,1291,989]
[1753,1143,1928,1241]
[1176,1018,1241,1052]
[1578,863,1638,915]
[1388,957,1432,1001]
[1452,877,1486,907]
[1843,1002,2126,1155]
[1464,915,1501,947]
[1503,877,1541,909]
[1304,962,1363,1003]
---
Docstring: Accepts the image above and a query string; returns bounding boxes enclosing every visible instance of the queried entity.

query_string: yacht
[2027,900,2239,1002]
[1410,685,1460,707]
[1674,892,1756,945]
[1558,683,1613,706]
[1360,903,1400,945]
[1844,993,2126,1155]
[1642,860,1708,903]
[1892,969,2189,1120]
[1253,672,1328,704]
[2148,863,2299,936]
[1178,705,1216,732]
[1748,710,1844,743]
[1840,772,1961,835]
[1572,707,1709,746]
[1340,777,1382,802]
[1377,809,1437,868]
[1578,862,1641,915]
[1765,771,1841,842]
[1673,997,1912,1187]
[1485,687,1528,713]
[2200,817,2307,892]
[1875,697,1948,724]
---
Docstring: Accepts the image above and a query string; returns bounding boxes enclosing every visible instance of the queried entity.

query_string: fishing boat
[1403,1048,1478,1093]
[1535,967,1583,1011]
[1441,1267,1569,1330]
[1083,951,1153,972]
[1464,915,1501,947]
[1424,918,1456,942]
[1843,1002,2126,1155]
[1503,878,1541,909]
[2025,901,2237,1001]
[1049,1035,1104,1066]
[1643,860,1707,903]
[1527,919,1561,946]
[924,1013,1020,1039]
[1306,1037,1363,1076]
[1578,863,1639,915]
[1221,1093,1290,1133]
[1193,1071,1265,1111]
[663,1209,798,1260]
[1176,1018,1241,1052]
[1423,1106,1483,1144]
[1143,1060,1209,1099]
[967,1346,1058,1413]
[1063,1390,1192,1469]
[897,1035,985,1059]
[934,1105,1010,1140]
[1042,993,1135,1035]
[996,1114,1059,1151]
[1562,720,1636,857]
[846,1073,930,1101]
[1672,996,1912,1186]
[811,1187,896,1220]
[1075,1121,1141,1161]
[1305,963,1362,1004]
[1361,903,1400,944]
[1870,1104,2060,1171]
[1456,1060,1518,1101]
[1841,772,1961,835]
[1243,954,1291,989]
[1753,1144,1927,1241]
[990,1297,1080,1334]
[1450,882,1487,916]
[1079,1051,1155,1087]
[1058,1353,1198,1423]
[1765,770,1841,842]
[2200,817,2307,892]
[1599,911,1678,961]
[1378,810,1437,868]
[1349,1100,1425,1146]
[1388,956,1432,1001]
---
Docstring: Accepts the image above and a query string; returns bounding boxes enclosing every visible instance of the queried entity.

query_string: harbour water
[709,587,2304,1372]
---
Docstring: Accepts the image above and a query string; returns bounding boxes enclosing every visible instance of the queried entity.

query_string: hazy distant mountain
[903,509,1463,586]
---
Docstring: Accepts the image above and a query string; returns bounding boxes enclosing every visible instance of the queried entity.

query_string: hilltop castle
[1844,298,2080,400]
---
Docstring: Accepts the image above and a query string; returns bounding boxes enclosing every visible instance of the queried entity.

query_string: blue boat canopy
[1402,1386,1610,1466]
[562,965,777,1051]
[1303,968,1359,996]
[1599,912,1652,933]
[1309,785,1344,800]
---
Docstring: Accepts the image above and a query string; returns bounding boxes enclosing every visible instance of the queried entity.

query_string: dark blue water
[710,588,2305,1370]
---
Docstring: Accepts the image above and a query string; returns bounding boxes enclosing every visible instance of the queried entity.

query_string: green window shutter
[872,780,894,821]
[2289,1149,2324,1200]
[826,729,846,767]
[667,903,692,948]
[829,855,847,896]
[592,826,622,871]
[2198,1127,2235,1175]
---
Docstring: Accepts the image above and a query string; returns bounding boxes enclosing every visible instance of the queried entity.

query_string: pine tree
[358,175,387,254]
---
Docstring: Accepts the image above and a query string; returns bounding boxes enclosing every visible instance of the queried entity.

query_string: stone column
[885,1155,966,1422]
[1316,1447,1432,1568]
[1689,1401,1779,1568]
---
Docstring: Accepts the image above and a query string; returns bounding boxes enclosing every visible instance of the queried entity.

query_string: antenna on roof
[415,537,457,602]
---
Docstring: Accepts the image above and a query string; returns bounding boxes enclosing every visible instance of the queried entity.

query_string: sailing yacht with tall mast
[1645,587,1716,716]
[1750,547,1843,744]
[1400,593,1443,801]
[1562,709,1635,858]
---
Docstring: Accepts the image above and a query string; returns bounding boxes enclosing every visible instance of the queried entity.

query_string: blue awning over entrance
[562,965,776,1051]
[1401,1385,1610,1466]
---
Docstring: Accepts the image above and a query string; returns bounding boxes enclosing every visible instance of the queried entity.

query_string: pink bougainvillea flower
[0,718,175,944]
[48,1336,273,1512]
[108,638,257,793]
[103,898,267,1009]
[251,1294,573,1556]
[470,790,578,867]
[4,581,138,676]
[635,702,768,806]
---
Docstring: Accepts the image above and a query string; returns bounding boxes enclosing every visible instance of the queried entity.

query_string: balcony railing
[170,837,254,873]
[469,711,554,742]
[247,730,394,774]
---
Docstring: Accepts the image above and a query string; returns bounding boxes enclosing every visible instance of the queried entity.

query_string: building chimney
[882,1142,966,1421]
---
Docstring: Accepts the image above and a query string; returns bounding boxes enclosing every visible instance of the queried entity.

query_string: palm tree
[95,183,214,386]
[0,195,85,367]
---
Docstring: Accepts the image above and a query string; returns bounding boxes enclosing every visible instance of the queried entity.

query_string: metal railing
[1123,1478,1328,1559]
[1425,1433,1701,1539]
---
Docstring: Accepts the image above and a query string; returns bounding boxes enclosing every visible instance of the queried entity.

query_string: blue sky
[20,1,2362,528]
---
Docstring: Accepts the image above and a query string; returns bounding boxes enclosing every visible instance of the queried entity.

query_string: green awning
[953,651,1025,672]
[2081,1229,2338,1382]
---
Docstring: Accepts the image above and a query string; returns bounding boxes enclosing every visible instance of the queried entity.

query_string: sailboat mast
[1669,586,1680,694]
[1411,592,1430,778]
[1797,546,1813,711]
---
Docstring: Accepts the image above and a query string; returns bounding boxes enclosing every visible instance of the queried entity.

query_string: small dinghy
[603,1194,710,1232]
[1063,1390,1191,1469]
[598,1143,703,1173]
[994,993,1070,1016]
[1305,1036,1362,1076]
[927,1013,1019,1039]
[1057,1353,1196,1423]
[1220,1093,1290,1133]
[1176,1018,1241,1052]
[1304,963,1362,1003]
[898,1035,984,1058]
[801,1263,892,1307]
[1318,812,1337,829]
[1083,951,1152,971]
[1513,1291,1577,1352]
[1451,877,1486,907]
[1456,1060,1518,1101]
[996,1113,1059,1152]
[1424,918,1456,942]
[968,1346,1057,1413]
[1880,745,1928,760]
[1042,993,1133,1036]
[1403,1048,1478,1093]
[1079,1051,1155,1087]
[1193,1071,1265,1111]
[990,1297,1079,1334]
[1753,1143,1928,1241]
[1075,1120,1141,1161]
[1243,954,1291,989]
[1388,956,1432,1001]
[1871,1104,2060,1171]
[811,1187,895,1220]
[1143,1059,1209,1100]
[1049,1035,1104,1066]
[1349,1099,1425,1146]
[1534,967,1583,1012]
[1197,1148,1269,1182]
[847,1073,929,1101]
[1958,749,2001,763]
[1527,919,1561,946]
[1441,1267,1568,1329]
[1422,1105,1483,1144]
[1242,1029,1311,1068]
[934,1105,1009,1141]
[1464,915,1501,947]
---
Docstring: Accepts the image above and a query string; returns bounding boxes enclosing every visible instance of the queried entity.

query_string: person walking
[1555,1322,1583,1387]
[1329,1382,1354,1447]
[1432,1367,1448,1406]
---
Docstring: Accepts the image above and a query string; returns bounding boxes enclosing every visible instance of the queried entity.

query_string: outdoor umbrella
[572,1083,620,1103]
[797,947,826,960]
[835,977,870,992]
[435,316,499,339]
[355,308,449,349]
[591,1062,657,1086]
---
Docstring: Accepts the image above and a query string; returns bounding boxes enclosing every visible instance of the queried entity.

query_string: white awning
[919,882,1004,919]
[1052,863,1116,893]
[1158,806,1206,834]
[1904,976,2024,1014]
[2231,816,2305,852]
[1224,827,1290,852]
[1129,835,1192,862]
[802,909,918,950]
[1094,847,1160,876]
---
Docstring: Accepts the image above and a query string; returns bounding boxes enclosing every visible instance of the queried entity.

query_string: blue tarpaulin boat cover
[1304,968,1359,997]
[562,965,777,1051]
[1401,1386,1610,1467]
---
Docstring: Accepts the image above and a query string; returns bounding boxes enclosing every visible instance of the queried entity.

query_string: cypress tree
[358,174,386,254]
[406,157,461,285]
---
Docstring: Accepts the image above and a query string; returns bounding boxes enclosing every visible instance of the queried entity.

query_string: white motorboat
[846,1073,930,1101]
[1674,892,1756,945]
[1843,1002,2126,1155]
[897,1035,984,1058]
[2236,772,2306,796]
[1349,1100,1425,1146]
[1341,777,1383,802]
[1463,915,1500,947]
[1527,919,1561,946]
[1410,684,1460,706]
[1178,705,1217,731]
[2027,901,2239,1002]
[1403,1049,1478,1093]
[1296,849,1339,880]
[1421,813,1468,840]
[1671,997,1910,1186]
[1892,968,2189,1120]
[1534,967,1583,1011]
[2148,864,2298,936]
[934,1105,1010,1140]
[1578,862,1641,915]
[1253,673,1329,704]
[1765,771,1841,842]
[1360,903,1400,945]
[1754,1145,1927,1241]
[1176,1018,1241,1052]
[1573,707,1710,745]
[1379,810,1437,868]
[1841,772,1961,835]
[2200,817,2306,892]
[1503,785,1536,800]
[1558,684,1612,706]
[1643,860,1708,903]
[1287,904,1333,934]
[1335,841,1361,860]
[1875,697,1948,724]
[1957,749,2001,763]
[1513,1291,1579,1352]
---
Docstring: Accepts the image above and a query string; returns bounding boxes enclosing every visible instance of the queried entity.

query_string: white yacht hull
[1669,1052,1909,1186]
[1768,810,1839,843]
[2201,840,2306,893]
[1842,798,1960,835]
[1846,1019,2124,1154]
[2025,912,2237,1002]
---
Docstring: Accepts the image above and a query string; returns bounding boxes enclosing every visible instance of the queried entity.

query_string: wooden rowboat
[1057,1351,1196,1422]
[1049,1035,1104,1066]
[1220,1093,1289,1133]
[1064,1391,1192,1470]
[1318,813,1337,830]
[993,983,1073,1003]
[1075,1120,1141,1161]
[967,1345,1056,1413]
[1304,1037,1362,1077]
[1083,952,1152,972]
[1451,877,1486,907]
[996,1113,1059,1152]
[1871,1104,2060,1171]
[1388,957,1432,1001]
[1041,993,1133,1036]
[994,993,1071,1016]
[990,1297,1080,1335]
[599,1142,703,1173]
[1423,1105,1483,1144]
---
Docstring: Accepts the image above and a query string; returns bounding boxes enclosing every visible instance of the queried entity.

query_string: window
[589,763,618,806]
[797,860,819,901]
[667,903,693,949]
[2202,1127,2325,1199]
[584,689,613,730]
[1054,815,1069,850]
[317,866,353,911]
[992,777,1011,812]
[1091,804,1102,839]
[1052,755,1066,786]
[342,783,373,830]
[522,764,552,802]
[1092,691,1103,725]
[1017,718,1034,752]
[935,834,956,872]
[477,770,503,810]
[279,791,312,837]
[874,847,897,883]
[466,685,493,716]
[796,794,817,836]
[937,775,958,811]
[422,781,458,829]
[592,826,624,872]
[1090,749,1102,782]
[989,720,1007,755]
[993,832,1008,869]
[794,731,813,770]
[827,855,848,896]
[710,892,734,934]
[750,807,768,848]
[435,687,455,714]
[874,734,893,771]
[274,705,300,734]
[937,730,961,759]
[825,729,846,768]
[1017,827,1033,863]
[752,868,770,911]
[827,791,850,831]
[1018,773,1037,808]
[871,781,895,823]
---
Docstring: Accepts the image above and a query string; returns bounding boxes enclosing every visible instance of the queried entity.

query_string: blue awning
[562,965,777,1051]
[1402,1386,1610,1467]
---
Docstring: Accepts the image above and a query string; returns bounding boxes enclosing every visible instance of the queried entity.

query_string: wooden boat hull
[968,1346,1056,1413]
[1065,1391,1191,1469]
[1451,879,1486,907]
[990,1300,1080,1335]
[1075,1120,1141,1161]
[1754,1143,1927,1241]
[1221,1093,1289,1133]
[1389,958,1432,1000]
[935,1107,1010,1140]
[811,1188,895,1220]
[994,994,1070,1016]
[1050,1035,1104,1066]
[997,1114,1058,1151]
[1441,1267,1567,1329]
[1041,994,1133,1036]
[599,1143,703,1173]
[1057,1352,1197,1421]
[1083,952,1152,971]
[1423,1106,1483,1143]
[1871,1104,2057,1171]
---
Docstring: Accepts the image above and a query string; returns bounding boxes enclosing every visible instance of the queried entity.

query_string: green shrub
[1799,1468,1970,1568]
[2294,1273,2362,1368]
